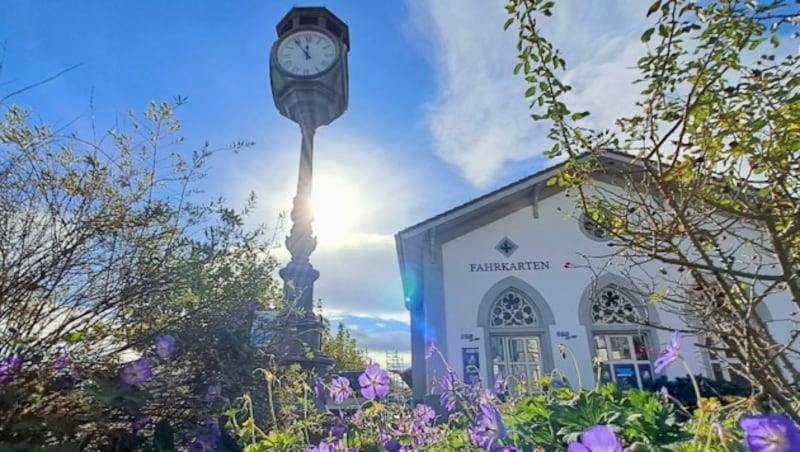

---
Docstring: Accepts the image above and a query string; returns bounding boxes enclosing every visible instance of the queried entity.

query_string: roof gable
[396,150,640,243]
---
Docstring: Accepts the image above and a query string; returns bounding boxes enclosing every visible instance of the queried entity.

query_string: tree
[0,97,282,449]
[321,321,370,371]
[507,0,800,419]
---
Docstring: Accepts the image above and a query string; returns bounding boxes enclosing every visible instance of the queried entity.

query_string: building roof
[396,150,639,239]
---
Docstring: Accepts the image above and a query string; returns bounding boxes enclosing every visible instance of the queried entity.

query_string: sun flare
[311,172,364,246]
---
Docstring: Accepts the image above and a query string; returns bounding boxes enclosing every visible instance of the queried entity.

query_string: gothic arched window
[591,286,643,324]
[490,290,539,327]
[478,279,557,393]
[582,282,656,391]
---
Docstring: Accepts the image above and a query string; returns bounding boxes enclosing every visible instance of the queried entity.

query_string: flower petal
[577,425,623,452]
[741,414,800,452]
[567,444,591,452]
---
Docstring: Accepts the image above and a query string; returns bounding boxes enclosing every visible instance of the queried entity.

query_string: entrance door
[490,336,542,391]
[594,333,653,390]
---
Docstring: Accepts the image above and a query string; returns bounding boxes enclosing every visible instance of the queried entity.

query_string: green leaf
[571,111,590,121]
[525,86,537,98]
[641,28,655,43]
[646,0,661,17]
[770,34,780,48]
[63,330,86,344]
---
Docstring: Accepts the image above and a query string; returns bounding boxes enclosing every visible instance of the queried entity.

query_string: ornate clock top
[269,6,350,130]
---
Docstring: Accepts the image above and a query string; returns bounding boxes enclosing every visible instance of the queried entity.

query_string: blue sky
[1,1,655,366]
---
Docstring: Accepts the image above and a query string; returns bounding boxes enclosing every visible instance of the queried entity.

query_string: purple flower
[493,371,506,394]
[204,382,222,402]
[414,403,435,424]
[358,364,390,400]
[305,440,335,452]
[329,415,348,440]
[470,403,508,451]
[567,425,623,452]
[439,369,458,412]
[740,413,800,452]
[155,334,176,361]
[0,355,22,384]
[329,376,352,404]
[383,439,410,452]
[313,375,325,401]
[654,331,681,374]
[120,358,153,385]
[55,346,69,370]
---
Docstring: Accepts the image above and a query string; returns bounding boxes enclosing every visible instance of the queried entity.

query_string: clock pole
[264,6,349,375]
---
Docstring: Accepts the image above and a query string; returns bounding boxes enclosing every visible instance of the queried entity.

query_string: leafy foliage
[225,345,795,451]
[322,321,370,372]
[0,99,280,450]
[506,0,800,422]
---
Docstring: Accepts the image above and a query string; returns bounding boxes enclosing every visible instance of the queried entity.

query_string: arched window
[591,285,643,324]
[478,278,555,393]
[579,276,660,391]
[490,290,539,327]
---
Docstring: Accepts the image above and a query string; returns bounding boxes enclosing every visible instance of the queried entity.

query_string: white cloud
[407,0,648,187]
[326,309,410,325]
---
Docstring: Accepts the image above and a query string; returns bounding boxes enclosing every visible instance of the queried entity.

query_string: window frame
[477,277,556,389]
[578,274,662,390]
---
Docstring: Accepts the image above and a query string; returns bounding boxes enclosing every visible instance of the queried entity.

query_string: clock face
[276,30,338,77]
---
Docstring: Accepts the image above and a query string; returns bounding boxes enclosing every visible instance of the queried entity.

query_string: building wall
[436,185,711,391]
[403,176,798,399]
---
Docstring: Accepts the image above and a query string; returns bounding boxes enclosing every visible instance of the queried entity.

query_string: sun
[311,172,365,246]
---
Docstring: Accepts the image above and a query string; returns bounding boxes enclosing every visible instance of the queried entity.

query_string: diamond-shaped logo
[495,237,518,258]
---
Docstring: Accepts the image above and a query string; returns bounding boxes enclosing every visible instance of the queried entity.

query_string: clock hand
[294,39,311,59]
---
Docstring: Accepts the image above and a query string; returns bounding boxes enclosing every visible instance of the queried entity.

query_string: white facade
[395,152,795,401]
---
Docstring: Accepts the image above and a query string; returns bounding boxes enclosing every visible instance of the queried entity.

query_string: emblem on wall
[495,237,518,258]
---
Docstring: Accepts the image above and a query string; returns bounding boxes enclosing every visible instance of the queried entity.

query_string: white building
[395,151,795,402]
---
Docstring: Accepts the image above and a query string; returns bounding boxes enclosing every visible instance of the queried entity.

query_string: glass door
[490,336,542,392]
[594,334,653,390]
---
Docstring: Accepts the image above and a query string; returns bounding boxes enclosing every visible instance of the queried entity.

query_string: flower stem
[681,360,702,409]
[558,343,584,390]
[681,359,703,445]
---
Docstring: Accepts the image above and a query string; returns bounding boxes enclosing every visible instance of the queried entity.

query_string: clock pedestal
[260,6,349,377]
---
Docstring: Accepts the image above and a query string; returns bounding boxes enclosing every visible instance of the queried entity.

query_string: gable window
[589,285,655,390]
[579,213,612,242]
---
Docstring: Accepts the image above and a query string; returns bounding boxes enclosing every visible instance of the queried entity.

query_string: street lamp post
[266,6,349,374]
